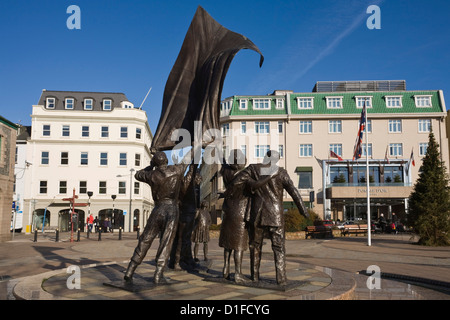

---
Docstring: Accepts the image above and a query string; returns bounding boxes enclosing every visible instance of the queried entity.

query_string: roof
[0,115,19,129]
[37,90,130,112]
[225,90,444,117]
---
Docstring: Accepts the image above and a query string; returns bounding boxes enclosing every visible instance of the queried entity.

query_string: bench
[341,224,371,237]
[305,226,332,239]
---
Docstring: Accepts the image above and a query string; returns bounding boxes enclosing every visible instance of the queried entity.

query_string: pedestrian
[87,214,94,233]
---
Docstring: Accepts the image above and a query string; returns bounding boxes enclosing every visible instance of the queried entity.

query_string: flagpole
[365,99,371,246]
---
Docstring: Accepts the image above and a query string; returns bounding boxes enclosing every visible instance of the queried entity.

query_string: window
[253,98,271,110]
[419,143,428,156]
[99,181,107,194]
[386,96,402,108]
[41,151,49,165]
[43,125,51,136]
[240,145,247,157]
[362,143,372,157]
[355,96,372,108]
[61,152,69,165]
[384,166,404,183]
[278,121,283,134]
[80,152,88,165]
[221,123,230,137]
[328,120,342,133]
[415,95,432,108]
[388,120,402,133]
[84,98,93,110]
[326,97,343,109]
[299,121,312,134]
[101,126,109,138]
[103,99,112,110]
[46,97,55,109]
[278,145,284,158]
[297,97,314,109]
[79,181,87,194]
[299,144,313,157]
[119,153,127,166]
[329,144,343,157]
[119,181,126,194]
[62,125,70,137]
[221,100,232,115]
[59,181,67,194]
[276,99,285,109]
[239,99,248,110]
[241,121,246,134]
[255,145,270,158]
[120,127,128,138]
[330,166,348,184]
[255,121,269,134]
[135,153,141,167]
[298,171,313,189]
[418,119,431,133]
[366,119,372,133]
[65,98,74,109]
[82,125,90,137]
[100,152,108,166]
[39,181,47,194]
[389,143,403,157]
[134,182,140,195]
[136,128,142,139]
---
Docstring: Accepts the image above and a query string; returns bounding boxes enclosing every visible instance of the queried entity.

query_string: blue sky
[1,0,449,133]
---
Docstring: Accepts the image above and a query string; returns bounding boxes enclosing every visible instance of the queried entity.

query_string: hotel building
[201,80,449,224]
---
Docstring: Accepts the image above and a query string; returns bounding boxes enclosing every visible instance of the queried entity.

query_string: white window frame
[418,119,431,133]
[46,97,56,109]
[221,123,230,137]
[118,181,126,194]
[355,96,372,108]
[419,143,428,156]
[255,145,270,158]
[329,144,343,157]
[41,151,49,165]
[43,124,51,136]
[101,126,109,138]
[62,125,70,137]
[239,99,248,110]
[299,120,312,134]
[362,143,373,157]
[276,98,285,109]
[103,99,112,110]
[388,119,402,133]
[240,121,246,134]
[80,152,88,165]
[84,98,93,110]
[328,120,342,133]
[119,153,127,166]
[253,98,271,110]
[81,125,90,137]
[255,121,270,134]
[65,98,74,109]
[60,151,69,165]
[100,152,108,166]
[414,95,432,108]
[389,143,403,157]
[385,96,403,108]
[299,144,313,157]
[326,96,343,109]
[297,97,314,109]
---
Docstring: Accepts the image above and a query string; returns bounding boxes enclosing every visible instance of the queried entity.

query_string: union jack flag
[352,101,367,160]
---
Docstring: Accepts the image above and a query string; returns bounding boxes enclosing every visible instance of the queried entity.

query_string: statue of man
[244,150,309,285]
[124,151,192,284]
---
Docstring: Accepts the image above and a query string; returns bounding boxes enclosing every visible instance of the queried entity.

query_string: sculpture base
[203,275,306,292]
[103,277,180,293]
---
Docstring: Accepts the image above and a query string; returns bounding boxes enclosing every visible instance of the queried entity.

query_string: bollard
[98,228,102,241]
[55,229,59,242]
[87,228,90,239]
[119,227,122,240]
[136,226,140,239]
[77,228,81,242]
[33,229,38,242]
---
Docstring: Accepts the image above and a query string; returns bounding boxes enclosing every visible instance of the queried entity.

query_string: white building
[22,90,154,233]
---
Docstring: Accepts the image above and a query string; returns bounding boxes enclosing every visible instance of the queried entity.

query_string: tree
[408,130,450,246]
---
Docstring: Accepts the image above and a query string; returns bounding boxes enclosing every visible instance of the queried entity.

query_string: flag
[151,6,264,151]
[352,101,367,160]
[330,150,343,161]
[409,148,415,167]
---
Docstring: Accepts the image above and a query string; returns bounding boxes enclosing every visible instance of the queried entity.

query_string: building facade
[201,80,449,225]
[0,116,18,241]
[22,90,154,233]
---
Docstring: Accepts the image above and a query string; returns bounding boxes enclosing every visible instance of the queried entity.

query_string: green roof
[225,90,443,116]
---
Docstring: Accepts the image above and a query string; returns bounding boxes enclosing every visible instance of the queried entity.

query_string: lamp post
[111,194,116,230]
[87,191,93,234]
[117,168,135,232]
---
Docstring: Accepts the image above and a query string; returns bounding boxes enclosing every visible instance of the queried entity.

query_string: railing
[313,80,406,92]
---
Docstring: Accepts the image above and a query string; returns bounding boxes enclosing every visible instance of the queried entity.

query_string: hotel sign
[327,185,413,199]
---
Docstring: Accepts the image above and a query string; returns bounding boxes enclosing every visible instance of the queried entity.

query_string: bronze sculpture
[243,150,309,285]
[191,200,212,262]
[123,151,192,284]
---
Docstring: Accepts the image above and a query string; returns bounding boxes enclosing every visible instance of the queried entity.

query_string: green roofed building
[200,80,449,224]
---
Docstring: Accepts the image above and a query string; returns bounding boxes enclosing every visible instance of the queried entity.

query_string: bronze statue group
[124,149,309,287]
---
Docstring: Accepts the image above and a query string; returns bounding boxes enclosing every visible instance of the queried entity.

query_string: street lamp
[111,194,116,230]
[117,168,135,232]
[87,191,93,233]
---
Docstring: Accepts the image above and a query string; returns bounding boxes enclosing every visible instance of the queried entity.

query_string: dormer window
[46,97,55,109]
[84,98,93,110]
[414,95,432,108]
[65,98,74,109]
[385,96,402,108]
[326,96,343,109]
[103,99,112,110]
